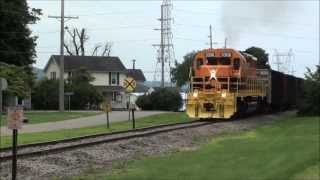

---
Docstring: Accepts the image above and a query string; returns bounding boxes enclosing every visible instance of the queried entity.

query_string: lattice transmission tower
[272,49,295,75]
[153,0,175,88]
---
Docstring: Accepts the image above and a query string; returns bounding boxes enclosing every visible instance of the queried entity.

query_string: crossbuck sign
[122,77,136,93]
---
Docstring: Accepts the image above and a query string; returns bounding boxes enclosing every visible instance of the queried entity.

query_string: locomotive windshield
[219,57,231,65]
[207,57,231,65]
[207,57,218,65]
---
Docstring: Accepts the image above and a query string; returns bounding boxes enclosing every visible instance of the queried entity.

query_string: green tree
[0,0,41,89]
[298,66,320,116]
[0,63,30,97]
[171,51,196,87]
[31,79,59,110]
[66,68,103,109]
[244,47,270,68]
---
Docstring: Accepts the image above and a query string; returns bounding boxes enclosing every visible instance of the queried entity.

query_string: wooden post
[132,108,135,129]
[106,111,109,129]
[12,129,18,180]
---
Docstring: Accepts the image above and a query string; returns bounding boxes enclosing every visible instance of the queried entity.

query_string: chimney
[132,59,136,69]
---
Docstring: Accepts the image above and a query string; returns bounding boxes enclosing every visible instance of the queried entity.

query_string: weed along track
[0,120,214,162]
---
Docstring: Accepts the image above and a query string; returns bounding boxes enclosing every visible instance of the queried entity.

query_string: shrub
[135,94,153,110]
[136,88,182,111]
[32,79,59,110]
[297,66,320,116]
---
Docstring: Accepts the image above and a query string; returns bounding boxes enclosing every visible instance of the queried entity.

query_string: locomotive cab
[187,48,267,119]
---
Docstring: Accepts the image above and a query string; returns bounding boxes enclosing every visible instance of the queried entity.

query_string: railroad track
[0,120,214,162]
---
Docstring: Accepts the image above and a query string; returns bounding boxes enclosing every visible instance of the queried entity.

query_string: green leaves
[0,63,29,97]
[298,65,320,116]
[171,51,196,87]
[136,88,182,111]
[244,47,270,69]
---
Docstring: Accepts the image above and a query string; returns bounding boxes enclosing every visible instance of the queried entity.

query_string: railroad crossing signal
[123,77,136,92]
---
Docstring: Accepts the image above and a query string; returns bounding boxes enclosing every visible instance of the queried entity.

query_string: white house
[44,55,131,110]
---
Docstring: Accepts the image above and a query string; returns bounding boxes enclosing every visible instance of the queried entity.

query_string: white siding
[45,61,127,87]
[119,73,126,87]
[91,73,108,86]
[45,61,60,79]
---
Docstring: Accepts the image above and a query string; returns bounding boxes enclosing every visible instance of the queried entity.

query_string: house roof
[44,55,126,72]
[126,69,146,82]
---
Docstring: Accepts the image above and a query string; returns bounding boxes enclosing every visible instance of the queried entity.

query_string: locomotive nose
[196,65,232,79]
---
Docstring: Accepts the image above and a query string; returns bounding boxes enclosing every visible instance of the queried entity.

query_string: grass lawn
[0,111,101,126]
[0,113,189,148]
[71,116,319,180]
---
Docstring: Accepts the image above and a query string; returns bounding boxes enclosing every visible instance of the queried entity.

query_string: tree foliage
[0,63,31,97]
[32,68,103,110]
[66,68,103,109]
[0,0,41,78]
[171,51,196,87]
[298,66,320,116]
[32,79,59,110]
[244,47,270,68]
[136,88,182,111]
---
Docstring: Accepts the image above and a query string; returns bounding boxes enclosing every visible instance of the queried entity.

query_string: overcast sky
[28,0,319,80]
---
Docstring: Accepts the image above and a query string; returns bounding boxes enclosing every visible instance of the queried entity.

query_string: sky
[28,0,319,80]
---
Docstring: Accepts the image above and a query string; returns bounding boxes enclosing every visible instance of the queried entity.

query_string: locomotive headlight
[193,90,199,98]
[221,91,227,98]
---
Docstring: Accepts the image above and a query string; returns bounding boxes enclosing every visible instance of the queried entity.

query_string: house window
[50,72,56,80]
[67,72,72,84]
[110,72,119,85]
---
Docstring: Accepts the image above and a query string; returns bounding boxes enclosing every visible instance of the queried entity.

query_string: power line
[175,23,319,41]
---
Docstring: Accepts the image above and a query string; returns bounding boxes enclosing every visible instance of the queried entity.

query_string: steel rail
[0,120,214,162]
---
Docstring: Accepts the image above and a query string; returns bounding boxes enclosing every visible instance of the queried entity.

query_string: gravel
[0,112,293,180]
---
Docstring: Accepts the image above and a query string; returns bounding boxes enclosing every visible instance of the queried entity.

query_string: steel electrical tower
[273,49,295,74]
[153,0,174,88]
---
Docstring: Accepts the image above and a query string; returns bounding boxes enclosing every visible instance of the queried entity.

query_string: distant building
[44,55,130,110]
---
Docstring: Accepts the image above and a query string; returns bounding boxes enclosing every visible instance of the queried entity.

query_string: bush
[136,88,182,111]
[135,94,153,110]
[32,79,59,110]
[32,68,103,110]
[297,66,320,116]
[67,82,103,110]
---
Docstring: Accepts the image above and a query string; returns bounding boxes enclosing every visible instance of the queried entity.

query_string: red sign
[7,106,24,130]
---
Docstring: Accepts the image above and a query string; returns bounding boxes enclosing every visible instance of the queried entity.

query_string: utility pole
[209,25,213,49]
[224,38,227,48]
[48,0,78,112]
[132,59,136,69]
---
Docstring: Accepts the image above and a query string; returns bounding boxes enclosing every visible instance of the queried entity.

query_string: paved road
[0,111,170,136]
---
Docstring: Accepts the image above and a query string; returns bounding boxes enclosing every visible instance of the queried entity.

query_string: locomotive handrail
[191,76,267,94]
